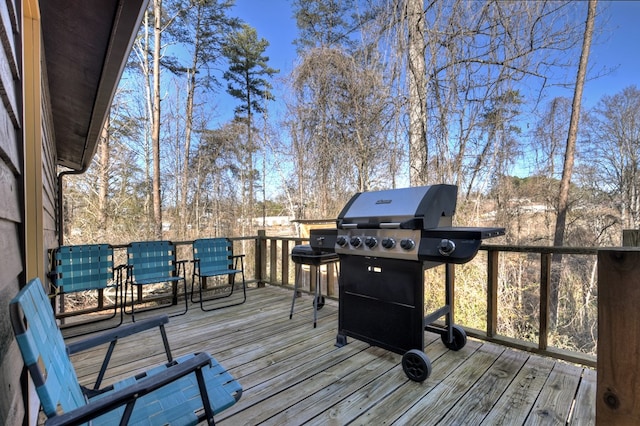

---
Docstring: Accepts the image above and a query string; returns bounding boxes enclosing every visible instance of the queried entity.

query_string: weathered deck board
[439,348,530,425]
[480,355,555,425]
[66,286,595,425]
[571,368,597,425]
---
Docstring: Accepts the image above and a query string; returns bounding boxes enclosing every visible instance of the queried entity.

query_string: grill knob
[364,237,378,248]
[438,239,456,256]
[336,236,348,247]
[350,236,363,248]
[400,239,415,250]
[381,238,396,249]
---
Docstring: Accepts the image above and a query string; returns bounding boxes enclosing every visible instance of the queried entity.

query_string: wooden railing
[249,233,598,368]
[475,245,597,367]
[61,232,597,368]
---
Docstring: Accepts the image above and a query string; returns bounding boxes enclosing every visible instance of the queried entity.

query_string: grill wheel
[441,325,467,351]
[313,295,325,310]
[402,349,432,382]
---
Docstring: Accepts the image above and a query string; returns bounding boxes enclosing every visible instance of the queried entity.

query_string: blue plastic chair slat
[129,241,177,281]
[49,244,122,335]
[10,278,241,425]
[53,244,115,292]
[11,279,88,416]
[194,239,233,275]
[126,241,188,317]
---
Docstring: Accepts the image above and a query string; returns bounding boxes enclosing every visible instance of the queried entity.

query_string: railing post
[255,230,267,288]
[486,249,499,338]
[539,252,551,351]
[597,248,640,424]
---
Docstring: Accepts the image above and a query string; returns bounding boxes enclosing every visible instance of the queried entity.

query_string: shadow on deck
[65,286,595,425]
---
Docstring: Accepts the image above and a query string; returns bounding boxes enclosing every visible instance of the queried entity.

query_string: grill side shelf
[422,227,505,239]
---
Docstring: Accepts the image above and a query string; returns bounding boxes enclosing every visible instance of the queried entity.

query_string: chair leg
[313,267,321,328]
[130,283,137,322]
[124,280,187,320]
[198,273,247,312]
[58,285,124,338]
[172,279,188,317]
[290,264,301,319]
[190,273,198,303]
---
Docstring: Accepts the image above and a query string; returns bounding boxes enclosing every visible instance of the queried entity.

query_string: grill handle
[339,218,423,230]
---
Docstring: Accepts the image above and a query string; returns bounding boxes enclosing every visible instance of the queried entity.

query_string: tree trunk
[98,116,110,236]
[181,67,196,235]
[152,0,163,239]
[406,0,427,185]
[551,0,597,329]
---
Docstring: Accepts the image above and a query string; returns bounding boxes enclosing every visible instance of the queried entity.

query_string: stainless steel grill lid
[336,185,457,230]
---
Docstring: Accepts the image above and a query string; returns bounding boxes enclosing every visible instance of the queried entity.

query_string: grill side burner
[331,184,504,382]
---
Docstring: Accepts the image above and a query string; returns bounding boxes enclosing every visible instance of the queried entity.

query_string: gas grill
[311,184,504,382]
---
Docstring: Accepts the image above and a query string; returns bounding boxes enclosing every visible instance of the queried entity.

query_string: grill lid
[336,185,457,230]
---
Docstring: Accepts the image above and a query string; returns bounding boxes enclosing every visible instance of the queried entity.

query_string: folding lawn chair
[48,244,123,335]
[10,278,242,425]
[191,238,247,311]
[124,240,188,321]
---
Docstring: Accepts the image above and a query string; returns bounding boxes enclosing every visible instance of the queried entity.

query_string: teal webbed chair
[191,238,247,312]
[48,244,123,335]
[10,278,242,425]
[125,240,188,321]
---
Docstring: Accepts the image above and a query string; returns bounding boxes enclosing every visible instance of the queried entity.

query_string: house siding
[0,1,57,424]
[41,74,57,253]
[0,0,24,423]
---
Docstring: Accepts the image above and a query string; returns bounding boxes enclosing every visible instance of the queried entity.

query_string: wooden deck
[66,286,596,425]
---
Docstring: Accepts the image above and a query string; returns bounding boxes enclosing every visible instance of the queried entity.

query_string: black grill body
[324,184,504,382]
[337,256,425,354]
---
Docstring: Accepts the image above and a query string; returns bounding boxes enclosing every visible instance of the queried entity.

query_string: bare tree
[551,0,597,329]
[381,0,586,190]
[583,85,640,228]
[166,0,239,234]
[97,117,110,237]
[406,0,428,185]
[151,0,164,238]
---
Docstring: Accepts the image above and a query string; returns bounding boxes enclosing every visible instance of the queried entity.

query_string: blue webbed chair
[191,238,247,311]
[49,244,123,334]
[10,278,242,426]
[124,240,188,321]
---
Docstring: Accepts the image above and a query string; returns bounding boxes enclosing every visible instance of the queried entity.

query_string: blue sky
[221,0,639,191]
[228,0,639,113]
[232,0,299,75]
[580,1,640,106]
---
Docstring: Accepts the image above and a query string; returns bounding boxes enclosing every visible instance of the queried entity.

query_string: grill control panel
[336,229,420,260]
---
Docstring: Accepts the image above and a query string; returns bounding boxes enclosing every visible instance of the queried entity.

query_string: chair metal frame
[48,244,123,335]
[10,278,242,426]
[191,238,247,311]
[124,240,188,321]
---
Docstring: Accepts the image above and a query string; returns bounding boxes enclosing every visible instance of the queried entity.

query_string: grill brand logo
[375,199,392,205]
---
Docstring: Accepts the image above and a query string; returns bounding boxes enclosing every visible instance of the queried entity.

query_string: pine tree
[222,23,278,229]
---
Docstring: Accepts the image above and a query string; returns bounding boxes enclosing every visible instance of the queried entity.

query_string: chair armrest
[67,315,170,354]
[44,353,213,426]
[231,254,246,259]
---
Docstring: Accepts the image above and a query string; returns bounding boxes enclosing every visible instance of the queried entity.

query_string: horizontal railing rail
[57,232,598,367]
[254,235,598,368]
